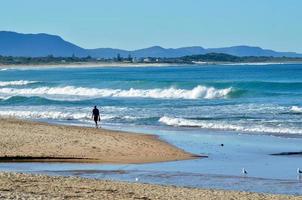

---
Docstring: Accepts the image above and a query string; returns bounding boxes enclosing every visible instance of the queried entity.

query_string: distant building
[132,57,139,63]
[122,60,132,63]
[143,58,151,63]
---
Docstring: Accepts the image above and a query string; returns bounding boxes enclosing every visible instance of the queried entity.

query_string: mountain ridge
[1,31,302,58]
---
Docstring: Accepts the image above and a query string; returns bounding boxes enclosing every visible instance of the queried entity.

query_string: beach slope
[0,173,301,200]
[0,118,196,163]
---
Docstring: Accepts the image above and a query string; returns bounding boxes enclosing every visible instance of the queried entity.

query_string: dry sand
[0,118,198,163]
[0,62,175,69]
[0,172,301,200]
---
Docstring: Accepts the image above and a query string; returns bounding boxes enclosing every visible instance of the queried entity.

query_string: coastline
[0,172,301,200]
[1,61,302,70]
[0,118,199,164]
[0,62,183,69]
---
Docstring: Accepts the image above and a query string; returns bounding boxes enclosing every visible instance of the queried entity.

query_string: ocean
[0,64,302,194]
[0,64,302,135]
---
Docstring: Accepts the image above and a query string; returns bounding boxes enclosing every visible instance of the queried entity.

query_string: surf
[159,116,302,135]
[0,80,39,87]
[290,106,302,114]
[0,85,233,100]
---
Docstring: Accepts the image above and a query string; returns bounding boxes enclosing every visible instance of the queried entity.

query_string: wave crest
[0,80,38,87]
[0,110,89,120]
[0,109,145,123]
[0,85,232,100]
[159,116,302,134]
[0,110,119,121]
[290,106,302,114]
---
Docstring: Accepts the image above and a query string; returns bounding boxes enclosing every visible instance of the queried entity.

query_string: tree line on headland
[1,53,302,65]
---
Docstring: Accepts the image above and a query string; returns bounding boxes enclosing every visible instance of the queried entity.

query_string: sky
[1,0,302,52]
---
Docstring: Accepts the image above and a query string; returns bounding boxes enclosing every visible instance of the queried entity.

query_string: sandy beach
[1,62,302,70]
[0,118,197,163]
[0,172,301,200]
[0,62,178,70]
[0,119,301,199]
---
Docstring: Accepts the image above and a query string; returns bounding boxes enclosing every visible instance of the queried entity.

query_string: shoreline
[1,61,302,70]
[0,118,200,164]
[0,62,184,69]
[0,172,300,200]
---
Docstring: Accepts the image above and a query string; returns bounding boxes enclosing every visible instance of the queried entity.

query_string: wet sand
[0,172,301,200]
[0,118,198,163]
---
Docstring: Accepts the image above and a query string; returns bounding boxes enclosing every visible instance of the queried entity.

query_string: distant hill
[207,46,302,57]
[180,53,277,63]
[131,46,207,58]
[0,31,87,57]
[88,48,129,58]
[1,31,302,58]
[87,46,207,58]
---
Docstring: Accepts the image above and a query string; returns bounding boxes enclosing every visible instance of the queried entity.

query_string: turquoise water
[1,64,302,135]
[0,64,302,194]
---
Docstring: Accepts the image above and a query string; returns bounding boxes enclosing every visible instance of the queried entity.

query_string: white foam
[159,116,302,134]
[0,110,119,121]
[0,80,38,87]
[0,96,13,101]
[0,110,90,120]
[0,85,232,100]
[0,105,146,122]
[290,106,302,113]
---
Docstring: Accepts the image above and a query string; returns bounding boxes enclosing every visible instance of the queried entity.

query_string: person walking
[92,106,100,128]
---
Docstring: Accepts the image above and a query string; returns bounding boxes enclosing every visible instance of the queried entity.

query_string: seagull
[297,168,302,174]
[135,177,139,182]
[242,168,248,175]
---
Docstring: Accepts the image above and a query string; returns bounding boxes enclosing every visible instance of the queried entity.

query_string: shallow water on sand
[0,125,302,195]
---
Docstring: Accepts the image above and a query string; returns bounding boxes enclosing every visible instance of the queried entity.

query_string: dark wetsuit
[92,108,100,123]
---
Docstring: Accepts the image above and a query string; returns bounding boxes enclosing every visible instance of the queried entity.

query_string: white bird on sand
[242,168,248,175]
[297,168,302,174]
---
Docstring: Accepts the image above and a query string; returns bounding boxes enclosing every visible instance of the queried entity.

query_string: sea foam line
[159,116,302,134]
[0,85,232,100]
[0,110,117,121]
[0,80,38,87]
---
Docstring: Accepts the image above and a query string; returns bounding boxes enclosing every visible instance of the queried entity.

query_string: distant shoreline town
[1,53,302,67]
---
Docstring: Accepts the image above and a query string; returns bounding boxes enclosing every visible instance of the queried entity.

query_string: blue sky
[1,0,302,52]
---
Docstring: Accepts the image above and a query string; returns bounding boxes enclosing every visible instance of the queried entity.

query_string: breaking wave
[0,80,39,87]
[159,116,302,135]
[0,85,233,100]
[0,110,120,121]
[0,110,89,120]
[290,106,302,114]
